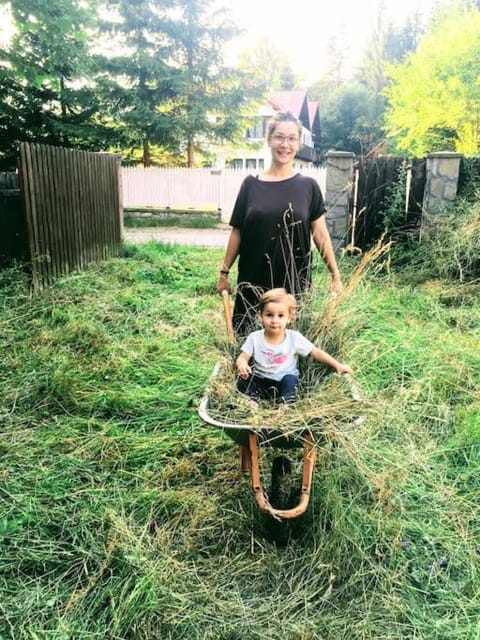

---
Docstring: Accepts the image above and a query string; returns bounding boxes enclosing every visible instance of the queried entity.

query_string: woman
[216,110,343,336]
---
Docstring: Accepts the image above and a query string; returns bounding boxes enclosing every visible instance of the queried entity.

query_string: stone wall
[324,151,355,253]
[422,152,463,214]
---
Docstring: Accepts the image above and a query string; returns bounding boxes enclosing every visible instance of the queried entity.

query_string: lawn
[1,230,479,639]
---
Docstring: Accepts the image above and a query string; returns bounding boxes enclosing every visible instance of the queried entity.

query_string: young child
[236,288,352,405]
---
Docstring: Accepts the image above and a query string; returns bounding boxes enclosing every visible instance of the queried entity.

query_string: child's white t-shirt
[240,329,314,381]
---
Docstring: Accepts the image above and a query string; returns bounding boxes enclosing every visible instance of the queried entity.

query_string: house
[227,90,322,170]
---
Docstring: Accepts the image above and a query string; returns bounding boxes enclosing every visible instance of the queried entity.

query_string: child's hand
[236,358,252,380]
[335,363,352,375]
[237,364,252,380]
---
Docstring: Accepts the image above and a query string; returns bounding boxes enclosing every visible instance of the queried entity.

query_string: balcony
[296,144,316,163]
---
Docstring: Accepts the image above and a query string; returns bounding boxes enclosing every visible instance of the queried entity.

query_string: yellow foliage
[384,2,480,155]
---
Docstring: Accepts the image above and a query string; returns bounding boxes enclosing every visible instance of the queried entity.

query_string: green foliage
[97,0,184,166]
[310,8,425,157]
[124,211,221,228]
[380,159,410,234]
[238,37,303,92]
[0,0,261,168]
[315,82,384,156]
[0,219,479,638]
[160,0,261,166]
[384,2,480,155]
[422,197,480,282]
[0,0,115,168]
[383,11,426,63]
[356,8,425,94]
[388,188,480,284]
[99,0,260,167]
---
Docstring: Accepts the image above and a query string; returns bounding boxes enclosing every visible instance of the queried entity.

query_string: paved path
[123,227,230,248]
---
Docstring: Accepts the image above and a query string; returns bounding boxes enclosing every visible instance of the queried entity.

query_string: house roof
[268,91,307,117]
[307,100,321,139]
[268,90,319,134]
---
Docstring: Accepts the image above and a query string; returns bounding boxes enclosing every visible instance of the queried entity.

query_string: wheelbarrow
[198,291,363,522]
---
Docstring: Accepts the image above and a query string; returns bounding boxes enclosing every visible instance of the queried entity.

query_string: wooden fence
[353,156,426,248]
[17,143,122,290]
[0,171,28,267]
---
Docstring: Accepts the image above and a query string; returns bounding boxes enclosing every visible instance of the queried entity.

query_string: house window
[231,159,243,169]
[246,159,257,170]
[246,117,265,140]
[258,159,264,170]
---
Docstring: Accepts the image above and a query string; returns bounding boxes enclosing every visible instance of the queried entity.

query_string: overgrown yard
[1,222,479,638]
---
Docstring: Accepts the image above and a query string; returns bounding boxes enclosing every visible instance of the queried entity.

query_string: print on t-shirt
[260,347,289,369]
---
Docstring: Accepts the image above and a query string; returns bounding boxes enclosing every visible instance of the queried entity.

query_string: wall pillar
[422,151,462,215]
[324,151,355,253]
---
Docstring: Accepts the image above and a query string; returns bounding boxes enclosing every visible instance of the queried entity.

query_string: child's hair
[259,287,297,319]
[266,110,302,140]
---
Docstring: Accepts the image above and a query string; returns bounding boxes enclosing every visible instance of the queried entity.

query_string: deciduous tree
[384,2,480,155]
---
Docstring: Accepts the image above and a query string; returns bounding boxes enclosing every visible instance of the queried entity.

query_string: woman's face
[268,121,300,166]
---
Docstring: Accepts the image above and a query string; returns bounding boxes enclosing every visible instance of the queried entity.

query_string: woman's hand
[215,228,240,295]
[216,273,232,294]
[330,271,344,297]
[311,218,343,296]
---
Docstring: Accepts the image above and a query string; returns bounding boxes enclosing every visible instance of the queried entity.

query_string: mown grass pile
[1,204,479,639]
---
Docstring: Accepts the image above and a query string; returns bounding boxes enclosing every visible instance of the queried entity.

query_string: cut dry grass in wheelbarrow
[204,354,367,440]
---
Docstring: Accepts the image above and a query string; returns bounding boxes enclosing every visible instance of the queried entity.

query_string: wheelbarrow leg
[247,432,317,520]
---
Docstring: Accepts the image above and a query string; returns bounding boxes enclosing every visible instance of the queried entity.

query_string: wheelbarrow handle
[221,289,235,345]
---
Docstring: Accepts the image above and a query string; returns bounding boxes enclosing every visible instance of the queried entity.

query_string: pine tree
[0,0,112,168]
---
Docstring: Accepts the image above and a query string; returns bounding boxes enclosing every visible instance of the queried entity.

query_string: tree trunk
[143,139,151,167]
[187,138,195,167]
[59,76,69,146]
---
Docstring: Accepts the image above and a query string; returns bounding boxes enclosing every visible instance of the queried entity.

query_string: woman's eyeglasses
[272,134,299,145]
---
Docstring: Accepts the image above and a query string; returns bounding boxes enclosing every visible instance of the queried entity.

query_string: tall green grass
[1,217,479,639]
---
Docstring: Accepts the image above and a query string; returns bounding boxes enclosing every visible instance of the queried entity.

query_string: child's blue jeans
[237,373,298,404]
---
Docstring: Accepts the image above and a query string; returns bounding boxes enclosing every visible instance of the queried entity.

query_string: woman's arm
[309,346,352,375]
[215,227,241,294]
[311,216,343,294]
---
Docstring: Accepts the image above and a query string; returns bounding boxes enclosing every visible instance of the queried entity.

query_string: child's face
[260,301,292,336]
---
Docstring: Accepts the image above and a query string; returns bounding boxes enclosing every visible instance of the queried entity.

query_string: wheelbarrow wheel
[269,455,295,510]
[263,455,297,546]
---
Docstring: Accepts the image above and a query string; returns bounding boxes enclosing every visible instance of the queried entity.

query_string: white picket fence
[121,167,326,221]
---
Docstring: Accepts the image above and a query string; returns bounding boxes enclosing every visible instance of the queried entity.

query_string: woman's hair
[259,287,297,318]
[266,110,302,140]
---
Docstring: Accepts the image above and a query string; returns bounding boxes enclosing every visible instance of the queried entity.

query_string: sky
[0,0,446,84]
[224,0,445,84]
[0,5,12,47]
